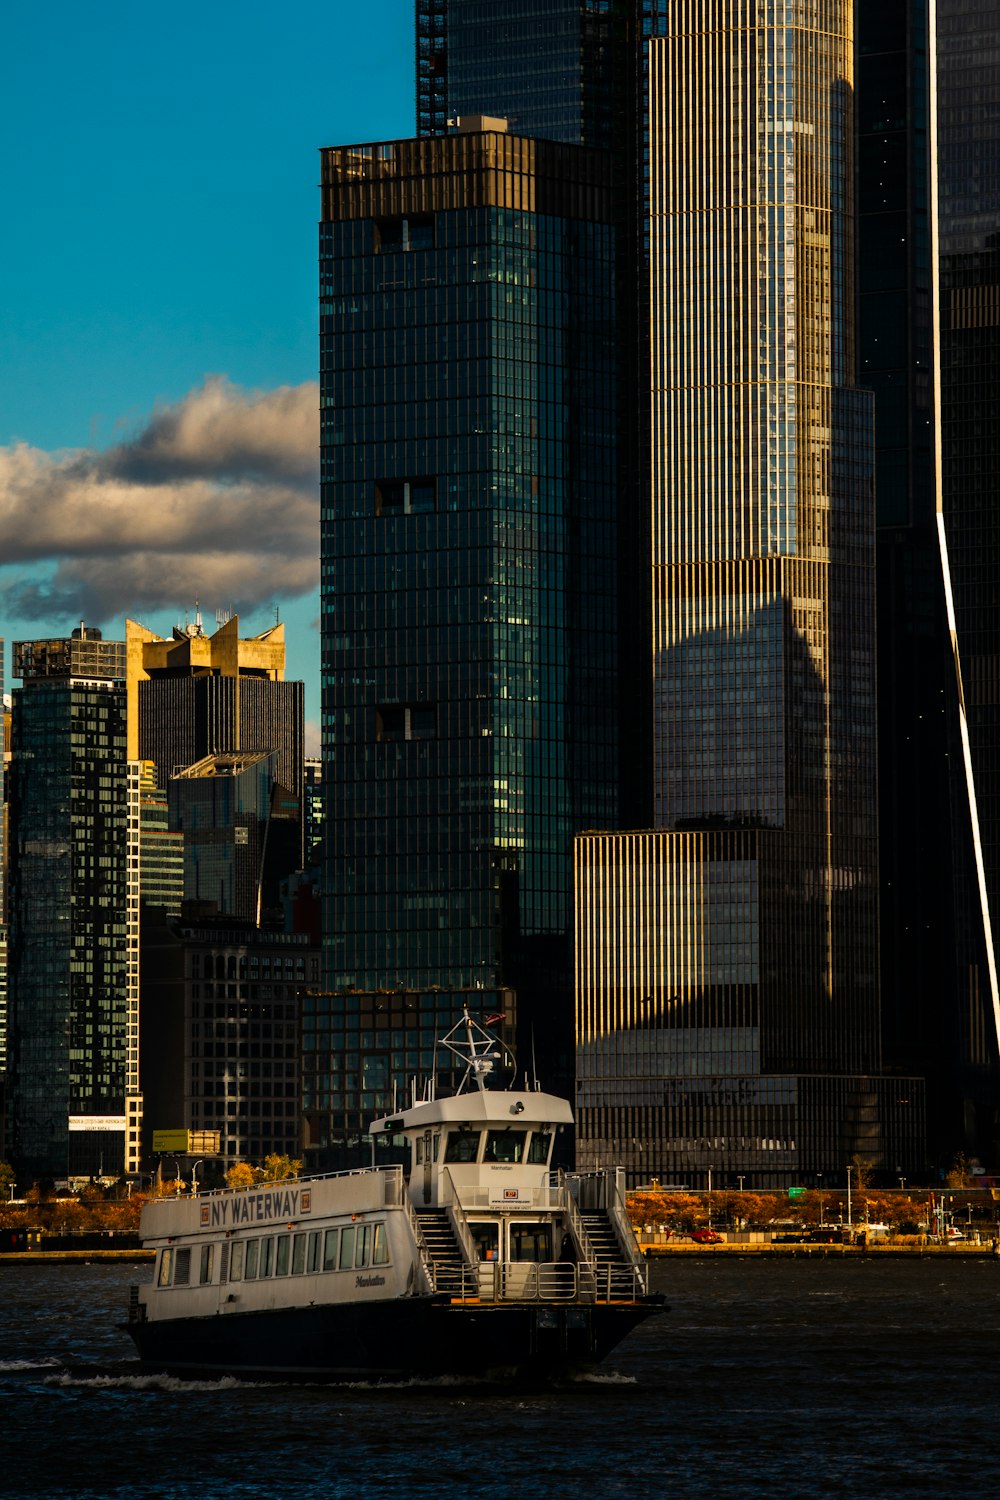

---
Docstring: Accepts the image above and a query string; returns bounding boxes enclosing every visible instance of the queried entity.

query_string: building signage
[199,1187,311,1228]
[68,1116,126,1133]
[152,1130,221,1154]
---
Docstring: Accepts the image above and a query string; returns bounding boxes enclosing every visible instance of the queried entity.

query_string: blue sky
[0,0,414,743]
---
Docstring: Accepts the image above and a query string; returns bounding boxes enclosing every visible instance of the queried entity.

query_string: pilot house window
[485,1129,526,1163]
[444,1129,481,1164]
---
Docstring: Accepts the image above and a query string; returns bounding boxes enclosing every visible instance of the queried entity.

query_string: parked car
[688,1227,723,1244]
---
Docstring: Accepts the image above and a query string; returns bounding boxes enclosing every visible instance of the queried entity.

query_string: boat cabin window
[307,1230,322,1273]
[509,1223,553,1263]
[444,1129,481,1164]
[157,1246,194,1287]
[230,1241,245,1281]
[470,1222,500,1261]
[292,1233,307,1275]
[275,1236,291,1276]
[199,1244,214,1285]
[356,1224,372,1266]
[260,1237,275,1278]
[245,1239,260,1279]
[485,1129,526,1163]
[324,1228,339,1271]
[340,1226,356,1269]
[527,1131,552,1164]
[373,1223,389,1265]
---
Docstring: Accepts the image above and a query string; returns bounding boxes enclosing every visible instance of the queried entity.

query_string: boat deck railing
[143,1162,400,1210]
[447,1260,644,1305]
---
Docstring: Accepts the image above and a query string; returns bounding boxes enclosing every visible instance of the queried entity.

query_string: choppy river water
[2,1256,999,1499]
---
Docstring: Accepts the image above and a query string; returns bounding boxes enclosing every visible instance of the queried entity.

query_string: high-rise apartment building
[7,629,138,1179]
[315,125,619,1161]
[140,917,316,1165]
[411,0,925,1183]
[126,615,305,862]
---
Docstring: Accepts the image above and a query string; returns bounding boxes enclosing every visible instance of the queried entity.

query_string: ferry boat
[126,1014,663,1380]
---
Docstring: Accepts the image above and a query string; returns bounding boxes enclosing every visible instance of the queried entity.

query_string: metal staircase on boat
[579,1210,643,1300]
[413,1207,467,1294]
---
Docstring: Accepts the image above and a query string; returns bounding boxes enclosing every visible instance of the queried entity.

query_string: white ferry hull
[127,1294,659,1381]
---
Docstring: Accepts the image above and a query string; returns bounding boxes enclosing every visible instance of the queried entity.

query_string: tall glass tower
[8,630,133,1179]
[415,0,925,1183]
[935,0,1000,1159]
[314,127,618,1161]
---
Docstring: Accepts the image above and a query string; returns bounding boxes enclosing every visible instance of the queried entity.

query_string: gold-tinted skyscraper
[574,0,924,1184]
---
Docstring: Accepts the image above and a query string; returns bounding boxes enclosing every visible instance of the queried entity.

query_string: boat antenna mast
[438,1007,516,1095]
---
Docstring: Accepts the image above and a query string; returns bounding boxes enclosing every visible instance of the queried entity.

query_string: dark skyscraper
[314,125,618,1160]
[8,630,135,1180]
[417,0,619,147]
[935,0,1000,1158]
[400,0,926,1185]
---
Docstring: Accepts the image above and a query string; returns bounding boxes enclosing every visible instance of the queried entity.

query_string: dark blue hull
[126,1296,661,1381]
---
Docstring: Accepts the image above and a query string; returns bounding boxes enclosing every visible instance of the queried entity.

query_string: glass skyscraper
[314,126,618,1161]
[413,0,925,1184]
[7,630,134,1180]
[935,0,1000,1158]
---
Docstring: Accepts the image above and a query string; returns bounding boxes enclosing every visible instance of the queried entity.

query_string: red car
[688,1228,723,1244]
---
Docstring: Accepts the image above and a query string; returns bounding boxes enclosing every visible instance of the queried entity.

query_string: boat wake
[45,1368,276,1393]
[0,1358,62,1373]
[568,1370,638,1386]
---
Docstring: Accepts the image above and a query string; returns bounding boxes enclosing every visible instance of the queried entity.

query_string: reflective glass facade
[857,3,969,1162]
[572,1,925,1182]
[138,762,184,918]
[936,0,1000,1153]
[317,131,618,1158]
[169,751,293,926]
[8,638,130,1178]
[417,0,620,147]
[402,2,928,1182]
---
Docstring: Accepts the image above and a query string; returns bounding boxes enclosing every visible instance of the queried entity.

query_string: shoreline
[1,1244,996,1265]
[640,1241,1000,1257]
[0,1250,154,1264]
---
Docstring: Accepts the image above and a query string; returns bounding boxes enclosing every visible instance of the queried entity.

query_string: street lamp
[737,1175,745,1194]
[707,1166,713,1227]
[898,1176,905,1193]
[816,1172,824,1227]
[846,1164,853,1229]
[191,1161,204,1195]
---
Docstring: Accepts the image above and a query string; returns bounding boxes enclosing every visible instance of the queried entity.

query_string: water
[3,1256,1000,1498]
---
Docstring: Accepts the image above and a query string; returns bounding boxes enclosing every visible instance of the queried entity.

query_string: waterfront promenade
[639,1235,1000,1256]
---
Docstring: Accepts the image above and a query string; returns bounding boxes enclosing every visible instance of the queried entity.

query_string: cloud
[0,376,319,621]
